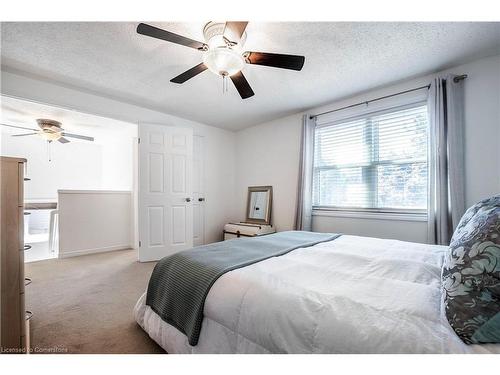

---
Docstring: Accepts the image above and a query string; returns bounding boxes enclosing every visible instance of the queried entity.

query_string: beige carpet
[25,249,164,354]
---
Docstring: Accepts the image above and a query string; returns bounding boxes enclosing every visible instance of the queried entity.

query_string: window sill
[312,209,428,222]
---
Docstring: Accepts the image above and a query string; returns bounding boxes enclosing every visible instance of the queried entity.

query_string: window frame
[312,100,429,220]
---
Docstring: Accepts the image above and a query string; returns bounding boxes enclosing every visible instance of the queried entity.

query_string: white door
[192,135,205,246]
[138,123,193,262]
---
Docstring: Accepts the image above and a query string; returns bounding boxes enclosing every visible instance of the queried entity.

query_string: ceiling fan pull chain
[222,74,228,94]
[47,140,52,162]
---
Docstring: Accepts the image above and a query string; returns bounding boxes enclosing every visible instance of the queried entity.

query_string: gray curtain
[294,114,316,231]
[427,74,466,245]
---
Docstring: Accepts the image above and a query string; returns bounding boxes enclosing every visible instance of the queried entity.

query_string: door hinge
[139,241,141,247]
[138,138,141,144]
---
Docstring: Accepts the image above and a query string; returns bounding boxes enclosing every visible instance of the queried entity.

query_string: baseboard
[59,245,132,258]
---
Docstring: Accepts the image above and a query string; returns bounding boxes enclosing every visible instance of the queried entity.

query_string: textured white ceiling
[1,22,500,130]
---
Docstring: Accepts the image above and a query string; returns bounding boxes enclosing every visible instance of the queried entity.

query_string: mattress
[134,235,500,354]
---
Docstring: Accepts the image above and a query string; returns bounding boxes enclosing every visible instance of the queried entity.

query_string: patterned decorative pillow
[442,194,500,344]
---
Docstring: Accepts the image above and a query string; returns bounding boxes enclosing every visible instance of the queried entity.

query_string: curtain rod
[310,74,468,120]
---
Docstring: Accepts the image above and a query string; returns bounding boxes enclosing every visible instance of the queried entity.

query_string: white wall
[234,54,500,243]
[461,56,500,204]
[58,190,132,257]
[1,70,237,245]
[0,132,103,200]
[100,134,136,192]
[0,119,136,200]
[234,113,303,231]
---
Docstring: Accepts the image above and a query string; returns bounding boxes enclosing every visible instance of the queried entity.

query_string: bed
[134,234,500,354]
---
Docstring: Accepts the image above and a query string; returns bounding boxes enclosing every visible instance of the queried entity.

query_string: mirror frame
[245,185,273,225]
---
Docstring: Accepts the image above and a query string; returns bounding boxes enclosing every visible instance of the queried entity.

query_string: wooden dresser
[1,156,29,354]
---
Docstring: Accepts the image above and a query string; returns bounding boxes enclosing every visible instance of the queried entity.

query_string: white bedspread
[134,235,500,354]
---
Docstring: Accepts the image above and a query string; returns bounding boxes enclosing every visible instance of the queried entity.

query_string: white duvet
[134,235,500,354]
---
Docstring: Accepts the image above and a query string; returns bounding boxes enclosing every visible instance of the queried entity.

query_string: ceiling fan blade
[137,23,207,51]
[58,137,70,144]
[11,132,39,137]
[170,63,208,84]
[224,22,248,42]
[230,71,254,99]
[62,132,94,142]
[0,123,39,132]
[244,51,305,71]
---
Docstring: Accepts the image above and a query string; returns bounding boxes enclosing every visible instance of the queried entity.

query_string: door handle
[185,198,191,202]
[198,198,205,202]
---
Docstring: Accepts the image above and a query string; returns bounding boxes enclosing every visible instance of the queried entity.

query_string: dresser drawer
[19,295,26,338]
[23,318,31,354]
[19,208,25,293]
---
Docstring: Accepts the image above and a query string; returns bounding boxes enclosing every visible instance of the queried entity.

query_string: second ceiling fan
[136,22,305,99]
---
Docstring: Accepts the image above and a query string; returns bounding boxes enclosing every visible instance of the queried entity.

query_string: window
[312,103,428,213]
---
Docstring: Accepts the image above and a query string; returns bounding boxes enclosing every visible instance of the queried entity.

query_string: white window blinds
[313,103,428,211]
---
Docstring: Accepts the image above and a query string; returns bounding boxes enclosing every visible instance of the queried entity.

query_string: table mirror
[245,186,273,225]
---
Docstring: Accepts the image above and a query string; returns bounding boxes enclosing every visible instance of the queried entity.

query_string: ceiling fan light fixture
[206,34,226,50]
[136,21,305,100]
[203,47,245,77]
[40,131,62,142]
[203,21,247,49]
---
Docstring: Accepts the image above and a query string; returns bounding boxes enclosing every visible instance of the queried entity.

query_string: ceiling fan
[136,22,306,99]
[1,119,94,143]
